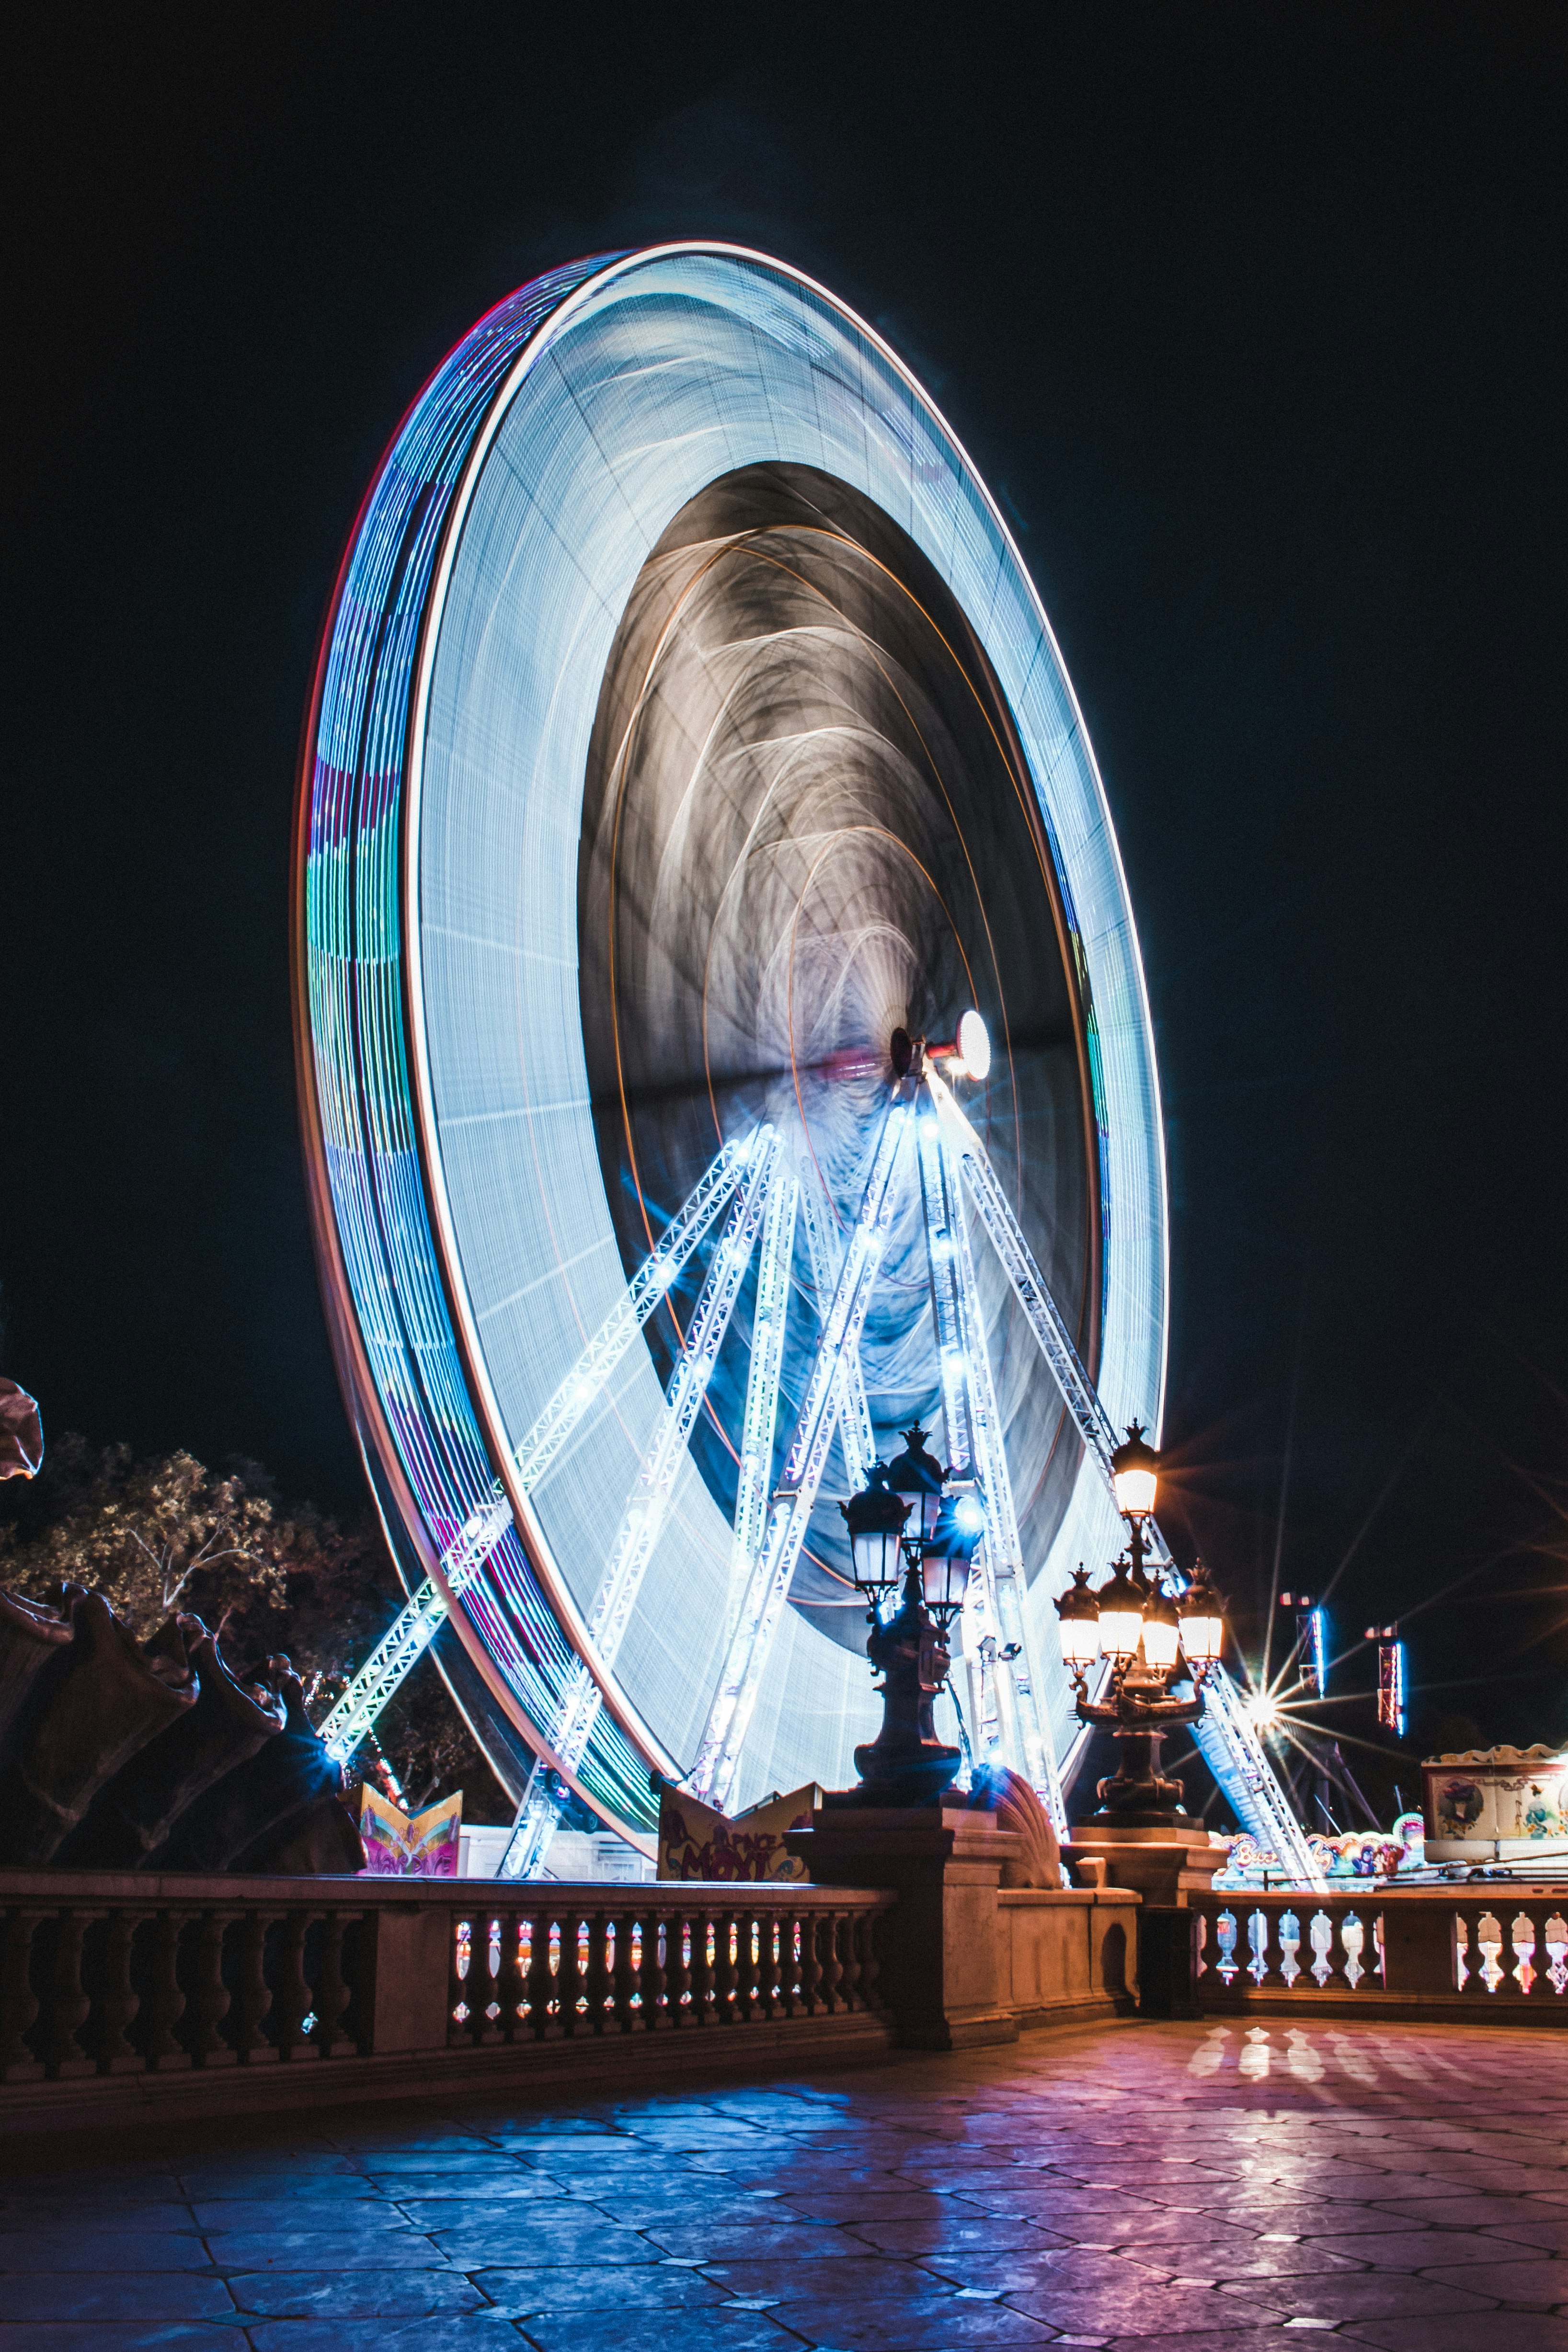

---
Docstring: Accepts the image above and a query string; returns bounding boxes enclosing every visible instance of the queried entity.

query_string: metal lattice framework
[296,242,1308,1872]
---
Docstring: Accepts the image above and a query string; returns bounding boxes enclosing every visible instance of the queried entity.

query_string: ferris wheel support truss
[915,1103,1067,1836]
[499,1132,782,1877]
[925,1071,1322,1886]
[796,1172,876,1491]
[317,1132,756,1765]
[727,1170,801,1639]
[690,1089,917,1810]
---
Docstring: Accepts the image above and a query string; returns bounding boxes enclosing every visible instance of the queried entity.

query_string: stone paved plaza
[4,2018,1568,2350]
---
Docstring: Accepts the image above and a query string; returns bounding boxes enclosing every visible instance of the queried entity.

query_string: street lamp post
[1055,1424,1227,1827]
[836,1428,985,1806]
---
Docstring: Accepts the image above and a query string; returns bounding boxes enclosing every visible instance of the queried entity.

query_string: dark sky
[5,5,1566,1760]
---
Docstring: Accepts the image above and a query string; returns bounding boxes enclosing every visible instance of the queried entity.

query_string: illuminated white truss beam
[796,1170,875,1489]
[319,1133,755,1764]
[916,1105,1066,1836]
[500,1133,781,1875]
[690,1089,916,1810]
[926,1068,1321,1885]
[727,1169,800,1637]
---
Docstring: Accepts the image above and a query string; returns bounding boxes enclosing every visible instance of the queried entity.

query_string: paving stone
[648,2224,879,2259]
[1479,2209,1568,2250]
[1008,2279,1263,2336]
[1418,2256,1568,2304]
[0,2232,213,2272]
[1343,2320,1568,2352]
[0,2278,236,2322]
[246,2326,522,2352]
[0,2203,196,2233]
[471,2264,731,2313]
[846,2215,1063,2253]
[756,2300,1055,2348]
[225,2271,487,2318]
[1217,2272,1496,2320]
[510,2316,792,2352]
[0,2330,244,2351]
[1308,2226,1516,2267]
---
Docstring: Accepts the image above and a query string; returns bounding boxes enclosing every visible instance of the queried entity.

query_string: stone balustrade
[0,1868,897,2132]
[1190,1884,1568,2023]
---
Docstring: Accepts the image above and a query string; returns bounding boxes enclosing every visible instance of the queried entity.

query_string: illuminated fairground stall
[292,244,1316,1884]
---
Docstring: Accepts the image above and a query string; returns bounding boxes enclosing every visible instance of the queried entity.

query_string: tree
[0,1435,512,1821]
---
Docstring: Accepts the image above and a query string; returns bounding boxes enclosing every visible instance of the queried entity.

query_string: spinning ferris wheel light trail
[295,241,1311,1871]
[317,1131,754,1764]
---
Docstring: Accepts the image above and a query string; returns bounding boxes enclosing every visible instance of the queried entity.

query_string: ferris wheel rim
[298,241,1170,1833]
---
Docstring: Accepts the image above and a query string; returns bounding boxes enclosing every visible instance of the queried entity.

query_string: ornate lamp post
[1055,1424,1227,1827]
[837,1428,985,1806]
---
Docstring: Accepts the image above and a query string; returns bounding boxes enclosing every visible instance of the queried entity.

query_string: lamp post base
[825,1742,963,1810]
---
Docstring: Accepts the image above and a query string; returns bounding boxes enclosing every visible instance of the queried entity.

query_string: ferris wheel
[294,243,1314,1882]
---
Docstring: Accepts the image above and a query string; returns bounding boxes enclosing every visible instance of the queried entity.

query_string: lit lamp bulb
[1139,1582,1181,1674]
[839,1468,909,1599]
[1094,1557,1147,1662]
[1110,1421,1160,1521]
[1178,1559,1225,1667]
[1054,1564,1101,1669]
[922,1490,986,1626]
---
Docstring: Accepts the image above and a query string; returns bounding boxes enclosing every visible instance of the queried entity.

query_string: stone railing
[0,1869,897,2132]
[1189,1885,1568,2024]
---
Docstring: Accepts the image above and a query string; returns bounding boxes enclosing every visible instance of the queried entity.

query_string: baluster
[839,1908,863,2011]
[1453,1911,1472,1990]
[1511,1911,1538,1995]
[641,1908,670,2031]
[611,1907,639,2033]
[737,1908,754,2019]
[1277,1910,1301,1987]
[689,1908,715,2024]
[92,1909,149,2074]
[470,1912,503,2046]
[1306,1910,1334,1987]
[40,1911,100,2078]
[746,1913,769,2019]
[1545,1912,1568,1995]
[584,1908,611,2035]
[0,1909,46,2081]
[667,1910,693,2025]
[820,1908,846,2013]
[800,1907,825,2014]
[310,1911,356,2055]
[779,1911,801,2017]
[858,1909,883,2012]
[495,1909,527,2043]
[1476,1910,1505,1993]
[136,1910,191,2069]
[1340,1911,1366,1990]
[271,1912,318,2060]
[557,1907,584,2035]
[1246,1909,1270,1986]
[230,1911,277,2063]
[449,1914,473,2045]
[179,1910,237,2067]
[711,1907,738,2025]
[525,1908,555,2038]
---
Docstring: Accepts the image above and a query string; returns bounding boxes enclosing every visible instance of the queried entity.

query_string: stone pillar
[787,1805,1021,2049]
[1060,1824,1226,1907]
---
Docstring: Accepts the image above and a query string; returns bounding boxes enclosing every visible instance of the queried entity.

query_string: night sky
[5,6,1566,1769]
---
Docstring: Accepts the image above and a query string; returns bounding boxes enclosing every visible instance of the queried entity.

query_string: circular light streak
[294,245,1168,1836]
